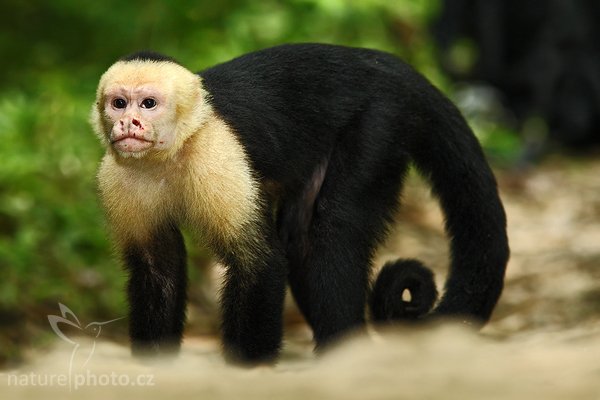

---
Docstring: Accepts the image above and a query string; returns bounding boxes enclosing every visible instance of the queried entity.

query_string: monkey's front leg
[219,238,288,365]
[123,224,188,357]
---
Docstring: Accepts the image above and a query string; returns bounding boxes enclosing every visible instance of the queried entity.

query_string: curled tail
[370,259,438,321]
[370,84,509,325]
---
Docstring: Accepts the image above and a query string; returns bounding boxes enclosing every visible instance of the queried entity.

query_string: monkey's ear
[89,102,110,147]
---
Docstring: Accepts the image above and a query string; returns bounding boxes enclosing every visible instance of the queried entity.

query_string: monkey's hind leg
[124,224,188,357]
[287,158,406,349]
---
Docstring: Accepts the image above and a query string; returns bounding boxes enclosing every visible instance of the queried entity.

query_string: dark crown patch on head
[121,51,180,64]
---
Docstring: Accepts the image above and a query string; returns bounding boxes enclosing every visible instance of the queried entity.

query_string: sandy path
[2,158,600,399]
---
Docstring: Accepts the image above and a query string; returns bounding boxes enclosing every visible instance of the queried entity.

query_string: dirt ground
[2,157,600,399]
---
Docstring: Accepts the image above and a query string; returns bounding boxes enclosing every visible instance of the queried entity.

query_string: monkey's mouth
[112,136,155,153]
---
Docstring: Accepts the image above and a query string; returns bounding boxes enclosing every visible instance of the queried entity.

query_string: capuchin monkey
[91,44,509,364]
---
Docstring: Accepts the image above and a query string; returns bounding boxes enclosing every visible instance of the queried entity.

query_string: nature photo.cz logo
[3,303,155,391]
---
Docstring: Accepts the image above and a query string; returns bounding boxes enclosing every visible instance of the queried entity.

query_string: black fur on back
[199,43,509,326]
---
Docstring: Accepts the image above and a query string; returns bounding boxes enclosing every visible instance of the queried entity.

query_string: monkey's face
[101,84,175,158]
[92,60,207,160]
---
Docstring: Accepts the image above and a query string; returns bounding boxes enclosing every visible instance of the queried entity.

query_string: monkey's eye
[112,98,127,109]
[141,98,157,109]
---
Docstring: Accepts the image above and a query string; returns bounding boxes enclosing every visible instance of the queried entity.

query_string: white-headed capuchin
[91,44,509,364]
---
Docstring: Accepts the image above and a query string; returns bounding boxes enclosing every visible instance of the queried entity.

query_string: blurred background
[1,0,599,369]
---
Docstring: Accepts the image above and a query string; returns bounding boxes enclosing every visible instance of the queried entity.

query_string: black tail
[370,87,509,325]
[370,259,438,321]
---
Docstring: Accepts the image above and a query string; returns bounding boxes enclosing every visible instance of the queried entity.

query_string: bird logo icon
[48,303,123,371]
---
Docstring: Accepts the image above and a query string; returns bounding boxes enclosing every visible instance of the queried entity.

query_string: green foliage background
[0,0,518,365]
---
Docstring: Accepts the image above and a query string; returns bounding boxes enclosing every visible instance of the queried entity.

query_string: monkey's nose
[132,118,142,128]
